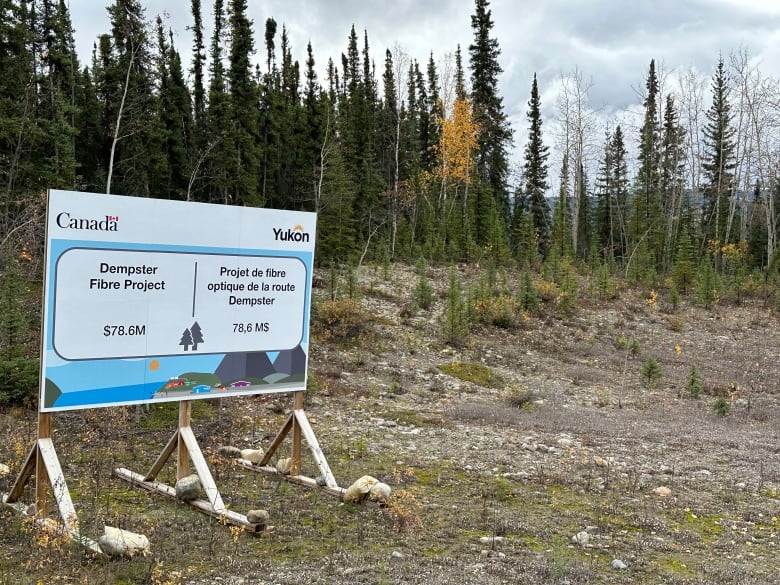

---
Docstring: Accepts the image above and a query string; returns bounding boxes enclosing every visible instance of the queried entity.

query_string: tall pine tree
[519,73,550,258]
[702,56,736,253]
[469,0,512,245]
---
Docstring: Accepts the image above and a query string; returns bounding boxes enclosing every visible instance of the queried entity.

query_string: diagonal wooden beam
[293,409,338,489]
[258,413,294,467]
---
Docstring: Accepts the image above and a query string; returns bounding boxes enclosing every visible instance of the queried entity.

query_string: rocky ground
[2,262,780,584]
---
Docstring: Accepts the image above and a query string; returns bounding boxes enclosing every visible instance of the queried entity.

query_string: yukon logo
[273,224,310,243]
[56,212,119,231]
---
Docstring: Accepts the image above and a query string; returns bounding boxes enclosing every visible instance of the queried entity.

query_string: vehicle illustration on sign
[191,384,211,394]
[231,380,251,388]
[165,377,192,388]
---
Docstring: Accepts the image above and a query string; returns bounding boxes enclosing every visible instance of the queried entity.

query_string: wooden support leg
[291,391,304,474]
[36,413,52,516]
[177,401,191,479]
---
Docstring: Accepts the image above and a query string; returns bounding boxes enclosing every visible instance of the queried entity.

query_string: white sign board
[40,190,316,412]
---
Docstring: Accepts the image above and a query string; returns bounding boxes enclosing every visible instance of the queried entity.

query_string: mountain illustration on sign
[179,321,204,352]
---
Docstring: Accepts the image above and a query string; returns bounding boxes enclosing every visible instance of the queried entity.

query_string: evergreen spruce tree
[520,73,550,257]
[0,0,35,199]
[226,0,261,206]
[303,41,329,214]
[594,131,613,262]
[103,0,157,196]
[469,0,513,242]
[702,56,736,253]
[609,126,630,262]
[631,59,663,270]
[426,53,443,169]
[73,64,103,191]
[660,94,686,272]
[154,19,192,199]
[575,161,592,262]
[204,0,230,203]
[442,268,469,345]
[454,44,467,101]
[672,229,696,295]
[747,181,768,269]
[36,0,78,189]
[695,254,721,308]
[189,0,207,151]
[550,154,572,259]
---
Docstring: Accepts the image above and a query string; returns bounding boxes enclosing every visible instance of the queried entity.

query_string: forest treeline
[3,0,780,404]
[3,0,780,271]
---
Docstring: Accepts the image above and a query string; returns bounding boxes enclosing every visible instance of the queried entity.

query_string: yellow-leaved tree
[433,97,479,206]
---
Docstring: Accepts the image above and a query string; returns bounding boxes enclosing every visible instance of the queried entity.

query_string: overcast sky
[68,0,780,172]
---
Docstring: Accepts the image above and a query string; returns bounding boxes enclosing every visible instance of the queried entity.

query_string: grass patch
[437,361,504,388]
[138,399,216,429]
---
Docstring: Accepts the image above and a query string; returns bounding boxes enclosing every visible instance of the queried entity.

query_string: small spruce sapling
[641,356,662,388]
[685,364,703,398]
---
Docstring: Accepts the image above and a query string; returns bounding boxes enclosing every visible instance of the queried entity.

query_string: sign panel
[40,190,316,412]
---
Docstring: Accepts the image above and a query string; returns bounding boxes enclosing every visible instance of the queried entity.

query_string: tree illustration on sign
[190,321,204,350]
[179,328,193,351]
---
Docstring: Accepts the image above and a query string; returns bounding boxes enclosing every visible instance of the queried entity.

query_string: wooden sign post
[114,400,261,532]
[3,413,102,553]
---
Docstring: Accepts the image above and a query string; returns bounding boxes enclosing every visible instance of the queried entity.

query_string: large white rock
[98,526,150,558]
[246,509,270,525]
[240,448,265,465]
[218,445,242,458]
[343,475,378,503]
[572,530,590,546]
[175,473,202,501]
[275,457,293,474]
[368,482,392,503]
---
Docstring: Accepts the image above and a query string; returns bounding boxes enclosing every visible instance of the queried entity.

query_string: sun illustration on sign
[293,224,304,232]
[149,359,160,371]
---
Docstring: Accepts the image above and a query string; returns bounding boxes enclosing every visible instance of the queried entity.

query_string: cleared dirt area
[2,263,780,584]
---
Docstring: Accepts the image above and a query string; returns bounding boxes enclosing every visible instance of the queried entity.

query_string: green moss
[520,534,546,552]
[656,555,697,577]
[381,409,427,427]
[678,510,724,543]
[437,361,504,388]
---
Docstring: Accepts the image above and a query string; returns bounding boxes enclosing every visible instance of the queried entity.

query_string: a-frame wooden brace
[226,391,345,499]
[113,400,262,533]
[2,413,102,553]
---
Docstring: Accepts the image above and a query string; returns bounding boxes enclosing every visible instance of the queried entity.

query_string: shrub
[345,263,360,300]
[0,358,39,407]
[412,258,435,311]
[503,384,535,408]
[668,284,680,312]
[685,364,703,398]
[641,356,662,388]
[517,270,540,313]
[473,295,517,329]
[557,266,579,315]
[441,268,469,345]
[713,396,730,416]
[596,263,617,300]
[313,298,370,341]
[695,257,721,309]
[385,488,422,533]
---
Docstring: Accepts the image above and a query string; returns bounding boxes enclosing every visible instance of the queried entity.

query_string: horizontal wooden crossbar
[113,468,263,533]
[228,459,345,499]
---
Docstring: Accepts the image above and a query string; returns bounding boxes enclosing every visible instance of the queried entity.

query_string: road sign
[40,190,316,411]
